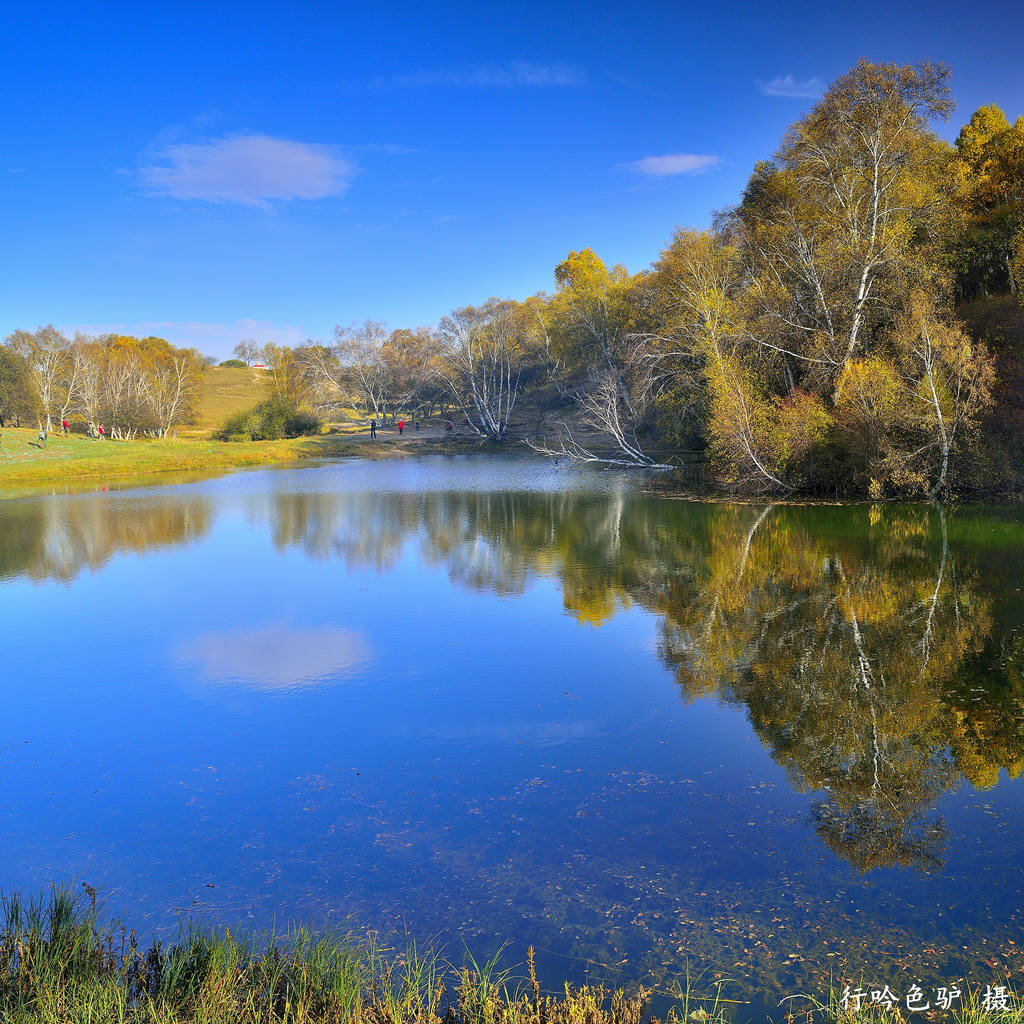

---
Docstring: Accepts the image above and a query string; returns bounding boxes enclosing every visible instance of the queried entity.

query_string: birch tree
[320,322,438,423]
[741,60,955,396]
[533,250,670,465]
[647,230,785,486]
[6,326,72,431]
[76,342,104,432]
[146,348,204,437]
[58,336,87,426]
[100,339,149,439]
[547,248,643,415]
[233,340,261,366]
[438,299,531,441]
[259,342,303,404]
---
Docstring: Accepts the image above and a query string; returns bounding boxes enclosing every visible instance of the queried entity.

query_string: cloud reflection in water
[181,625,372,691]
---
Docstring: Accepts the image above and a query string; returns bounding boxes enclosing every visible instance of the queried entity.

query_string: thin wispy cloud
[67,318,308,356]
[757,74,825,99]
[383,61,587,88]
[139,133,355,206]
[624,153,721,177]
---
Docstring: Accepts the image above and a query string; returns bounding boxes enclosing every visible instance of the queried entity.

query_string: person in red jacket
[398,419,404,434]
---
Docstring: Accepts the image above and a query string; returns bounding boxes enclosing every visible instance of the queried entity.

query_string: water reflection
[181,625,372,691]
[0,492,212,582]
[243,488,1024,874]
[654,504,986,874]
[2,464,1024,1005]
[5,482,1022,879]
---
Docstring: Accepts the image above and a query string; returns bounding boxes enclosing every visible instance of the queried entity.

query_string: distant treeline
[0,330,204,440]
[4,59,1023,494]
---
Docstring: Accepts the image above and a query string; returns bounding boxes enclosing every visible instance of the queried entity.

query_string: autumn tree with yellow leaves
[612,59,1001,495]
[951,104,1024,298]
[2,329,205,438]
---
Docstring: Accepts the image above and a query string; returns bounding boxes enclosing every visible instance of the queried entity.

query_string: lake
[1,455,1022,1015]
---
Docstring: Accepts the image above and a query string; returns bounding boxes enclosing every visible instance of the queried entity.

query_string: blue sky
[2,0,1023,358]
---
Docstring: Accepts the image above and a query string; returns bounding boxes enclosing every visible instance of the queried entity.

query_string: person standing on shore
[370,418,376,439]
[398,419,404,435]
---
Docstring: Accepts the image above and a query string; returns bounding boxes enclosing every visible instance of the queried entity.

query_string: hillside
[186,365,273,437]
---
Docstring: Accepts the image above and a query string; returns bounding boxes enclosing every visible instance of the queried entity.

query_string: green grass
[0,428,346,490]
[1,887,1020,1024]
[0,426,485,492]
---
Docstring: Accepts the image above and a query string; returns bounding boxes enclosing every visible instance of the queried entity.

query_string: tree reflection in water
[0,492,212,583]
[3,481,1021,878]
[254,489,1024,874]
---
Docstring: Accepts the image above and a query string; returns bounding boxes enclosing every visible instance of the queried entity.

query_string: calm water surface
[1,455,1023,1012]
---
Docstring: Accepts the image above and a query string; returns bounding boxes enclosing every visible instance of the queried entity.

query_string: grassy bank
[0,429,347,489]
[0,363,489,491]
[0,888,667,1024]
[1,888,1020,1024]
[0,427,486,491]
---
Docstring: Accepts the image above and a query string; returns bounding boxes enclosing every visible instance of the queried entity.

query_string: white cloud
[757,74,825,99]
[386,61,586,88]
[624,153,720,177]
[139,133,355,205]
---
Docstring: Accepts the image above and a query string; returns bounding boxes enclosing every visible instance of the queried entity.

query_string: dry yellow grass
[186,365,274,436]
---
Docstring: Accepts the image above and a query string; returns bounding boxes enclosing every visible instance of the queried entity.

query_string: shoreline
[1,887,1019,1024]
[3,428,1023,506]
[0,427,488,493]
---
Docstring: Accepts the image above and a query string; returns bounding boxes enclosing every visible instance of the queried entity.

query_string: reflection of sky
[181,625,371,691]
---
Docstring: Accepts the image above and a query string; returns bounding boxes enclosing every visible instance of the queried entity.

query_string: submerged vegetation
[4,60,1023,496]
[2,887,1020,1024]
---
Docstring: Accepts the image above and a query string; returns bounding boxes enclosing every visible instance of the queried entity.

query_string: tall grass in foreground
[1,886,1020,1024]
[0,887,658,1024]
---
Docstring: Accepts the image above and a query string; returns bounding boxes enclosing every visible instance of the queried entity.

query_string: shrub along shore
[1,887,1020,1024]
